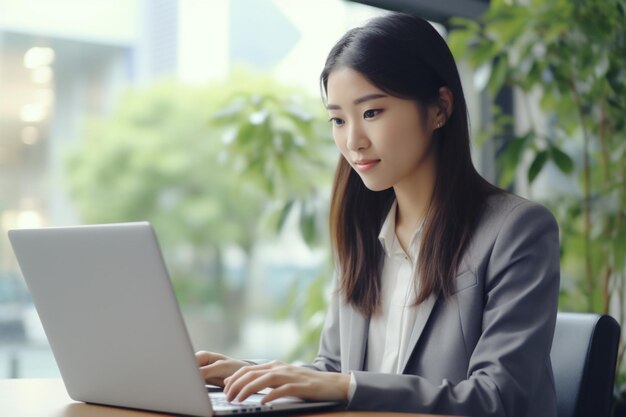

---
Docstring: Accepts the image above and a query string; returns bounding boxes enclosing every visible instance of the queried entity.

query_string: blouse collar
[378,200,423,258]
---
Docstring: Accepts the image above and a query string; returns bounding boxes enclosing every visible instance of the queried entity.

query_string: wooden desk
[0,379,448,417]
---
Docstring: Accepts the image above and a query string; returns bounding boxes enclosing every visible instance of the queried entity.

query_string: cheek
[383,107,429,145]
[332,130,348,154]
[386,118,429,148]
[372,123,408,150]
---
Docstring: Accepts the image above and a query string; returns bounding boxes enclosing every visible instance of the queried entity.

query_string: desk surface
[0,378,449,417]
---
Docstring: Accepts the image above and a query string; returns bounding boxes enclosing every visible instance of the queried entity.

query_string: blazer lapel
[398,255,472,373]
[399,293,438,373]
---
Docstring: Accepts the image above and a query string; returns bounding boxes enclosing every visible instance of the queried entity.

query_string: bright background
[0,0,489,378]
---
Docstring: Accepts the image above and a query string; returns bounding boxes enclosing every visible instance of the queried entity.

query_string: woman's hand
[195,351,250,387]
[223,360,350,404]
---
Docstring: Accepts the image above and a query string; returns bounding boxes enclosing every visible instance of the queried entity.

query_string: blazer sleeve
[348,201,560,417]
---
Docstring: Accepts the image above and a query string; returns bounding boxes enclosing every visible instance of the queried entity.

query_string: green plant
[209,78,335,362]
[65,72,335,355]
[65,81,263,303]
[449,0,626,370]
[211,87,334,246]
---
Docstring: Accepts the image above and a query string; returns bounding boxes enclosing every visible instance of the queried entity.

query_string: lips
[354,159,381,172]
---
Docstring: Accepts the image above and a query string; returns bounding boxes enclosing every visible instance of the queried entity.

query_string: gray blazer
[309,192,560,417]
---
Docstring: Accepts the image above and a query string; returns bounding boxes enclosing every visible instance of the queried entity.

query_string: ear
[432,87,454,130]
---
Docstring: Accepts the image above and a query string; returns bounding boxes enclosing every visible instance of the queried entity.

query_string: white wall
[0,0,140,44]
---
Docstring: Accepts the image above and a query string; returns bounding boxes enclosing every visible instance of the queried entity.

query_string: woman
[196,12,560,417]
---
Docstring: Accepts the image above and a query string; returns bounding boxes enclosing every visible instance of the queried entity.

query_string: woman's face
[326,67,438,192]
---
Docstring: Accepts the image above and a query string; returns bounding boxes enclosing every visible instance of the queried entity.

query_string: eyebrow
[326,93,388,110]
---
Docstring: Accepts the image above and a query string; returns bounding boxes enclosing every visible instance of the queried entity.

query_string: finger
[195,351,224,366]
[233,372,283,402]
[195,351,209,366]
[227,367,286,402]
[223,367,246,393]
[224,361,294,396]
[225,369,266,401]
[260,383,306,404]
[224,362,274,393]
[199,362,229,384]
[203,376,226,387]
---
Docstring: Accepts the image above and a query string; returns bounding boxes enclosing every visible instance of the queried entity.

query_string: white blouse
[347,200,427,399]
[367,200,424,374]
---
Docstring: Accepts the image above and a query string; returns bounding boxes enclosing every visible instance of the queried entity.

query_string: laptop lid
[9,222,340,416]
[9,222,213,417]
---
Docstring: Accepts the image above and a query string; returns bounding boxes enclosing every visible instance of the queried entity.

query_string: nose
[346,122,369,151]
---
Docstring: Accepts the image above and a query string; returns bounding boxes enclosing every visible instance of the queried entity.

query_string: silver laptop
[8,222,339,416]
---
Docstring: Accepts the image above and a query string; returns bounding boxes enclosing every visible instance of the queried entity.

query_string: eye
[329,117,345,127]
[363,109,383,119]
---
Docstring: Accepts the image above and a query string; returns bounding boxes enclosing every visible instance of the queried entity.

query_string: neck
[393,165,436,253]
[395,191,430,230]
[393,157,436,232]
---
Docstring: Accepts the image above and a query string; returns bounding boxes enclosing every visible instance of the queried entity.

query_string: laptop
[8,222,340,416]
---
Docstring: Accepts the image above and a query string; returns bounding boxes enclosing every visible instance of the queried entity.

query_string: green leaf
[498,160,517,188]
[299,209,316,246]
[497,132,531,187]
[528,150,549,184]
[448,17,482,58]
[472,40,500,65]
[503,132,532,165]
[276,199,295,233]
[448,30,474,58]
[550,145,575,174]
[487,55,509,94]
[449,16,481,33]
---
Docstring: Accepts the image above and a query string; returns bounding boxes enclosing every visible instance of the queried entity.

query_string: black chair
[550,312,621,417]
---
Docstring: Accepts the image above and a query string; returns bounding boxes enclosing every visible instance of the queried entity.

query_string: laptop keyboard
[210,393,274,413]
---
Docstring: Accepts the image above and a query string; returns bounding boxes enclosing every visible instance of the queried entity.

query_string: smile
[354,159,380,172]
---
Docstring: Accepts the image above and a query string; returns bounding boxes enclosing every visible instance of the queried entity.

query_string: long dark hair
[321,13,499,316]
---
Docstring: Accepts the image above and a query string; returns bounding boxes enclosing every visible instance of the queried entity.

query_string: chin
[360,178,392,192]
